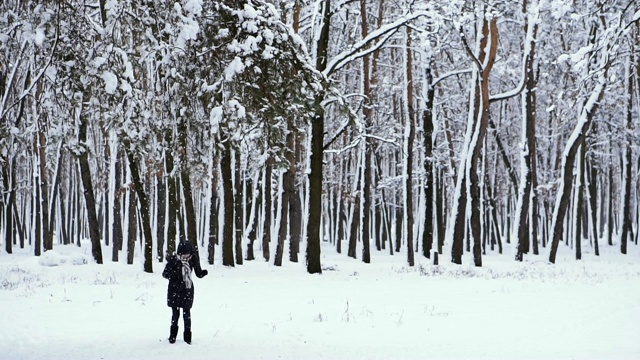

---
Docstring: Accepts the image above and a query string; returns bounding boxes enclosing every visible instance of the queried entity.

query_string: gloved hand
[201,269,208,277]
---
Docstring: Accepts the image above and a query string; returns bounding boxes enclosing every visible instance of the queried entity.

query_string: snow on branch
[1,25,59,122]
[323,11,431,77]
[432,69,472,86]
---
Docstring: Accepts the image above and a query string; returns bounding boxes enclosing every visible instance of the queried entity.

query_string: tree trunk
[2,160,15,254]
[234,151,244,265]
[621,57,634,255]
[47,144,64,250]
[307,104,325,274]
[263,159,273,261]
[486,177,503,254]
[405,26,415,267]
[208,151,219,264]
[450,15,497,266]
[111,145,123,262]
[126,188,136,265]
[276,132,294,266]
[575,142,586,260]
[549,80,604,263]
[515,0,539,261]
[156,166,166,261]
[469,17,498,267]
[34,170,42,256]
[436,168,445,254]
[607,155,613,246]
[221,139,235,267]
[422,65,435,259]
[587,161,599,256]
[165,130,178,258]
[124,140,154,273]
[289,0,303,264]
[246,176,259,261]
[181,170,198,248]
[336,188,344,254]
[78,110,103,264]
[395,154,403,254]
[306,0,331,274]
[289,135,302,263]
[177,114,199,252]
[360,0,372,264]
[37,112,51,251]
[348,152,360,259]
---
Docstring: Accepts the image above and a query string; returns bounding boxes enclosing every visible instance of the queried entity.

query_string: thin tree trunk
[165,131,178,258]
[490,118,519,195]
[405,26,415,267]
[515,2,539,260]
[306,0,331,274]
[575,142,586,260]
[450,18,488,265]
[208,151,219,264]
[289,1,303,264]
[436,168,445,254]
[246,175,260,261]
[289,136,302,262]
[177,113,199,253]
[263,159,273,261]
[360,0,372,264]
[621,58,634,255]
[531,175,540,255]
[124,140,153,273]
[2,160,15,253]
[372,0,385,254]
[587,161,599,255]
[47,144,64,250]
[34,169,42,256]
[486,178,503,254]
[78,109,103,264]
[37,112,51,251]
[126,189,136,265]
[422,63,435,259]
[607,154,614,246]
[348,152,360,259]
[276,133,294,266]
[336,189,345,254]
[468,17,498,268]
[395,152,403,254]
[112,145,123,262]
[234,151,244,265]
[221,139,235,267]
[374,155,383,252]
[549,79,605,263]
[156,168,166,261]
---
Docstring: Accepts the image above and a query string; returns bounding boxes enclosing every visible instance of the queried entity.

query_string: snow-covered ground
[0,243,639,360]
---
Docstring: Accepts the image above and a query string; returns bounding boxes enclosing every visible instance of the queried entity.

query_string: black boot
[184,329,192,344]
[169,325,178,344]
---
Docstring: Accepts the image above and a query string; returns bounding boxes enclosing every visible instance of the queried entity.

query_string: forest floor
[0,241,639,360]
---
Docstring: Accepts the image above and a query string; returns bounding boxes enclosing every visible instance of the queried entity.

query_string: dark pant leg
[171,307,180,327]
[183,308,191,330]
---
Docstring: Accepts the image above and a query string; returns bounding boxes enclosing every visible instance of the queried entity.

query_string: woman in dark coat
[162,241,208,344]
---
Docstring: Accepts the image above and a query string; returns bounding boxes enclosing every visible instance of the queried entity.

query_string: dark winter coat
[163,241,207,309]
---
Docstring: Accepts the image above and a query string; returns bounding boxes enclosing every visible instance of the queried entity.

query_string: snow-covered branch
[323,11,432,77]
[432,69,472,86]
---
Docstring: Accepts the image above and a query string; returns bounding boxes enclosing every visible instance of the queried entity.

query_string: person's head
[177,241,195,256]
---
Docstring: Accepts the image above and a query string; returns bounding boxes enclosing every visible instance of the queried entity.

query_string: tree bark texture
[221,140,235,267]
[78,111,103,264]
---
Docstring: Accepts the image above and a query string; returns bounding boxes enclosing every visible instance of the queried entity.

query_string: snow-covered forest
[1,0,639,273]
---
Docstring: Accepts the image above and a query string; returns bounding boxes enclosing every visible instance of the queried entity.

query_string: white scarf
[179,254,193,289]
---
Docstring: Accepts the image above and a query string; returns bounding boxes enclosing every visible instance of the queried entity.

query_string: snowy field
[0,243,639,360]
